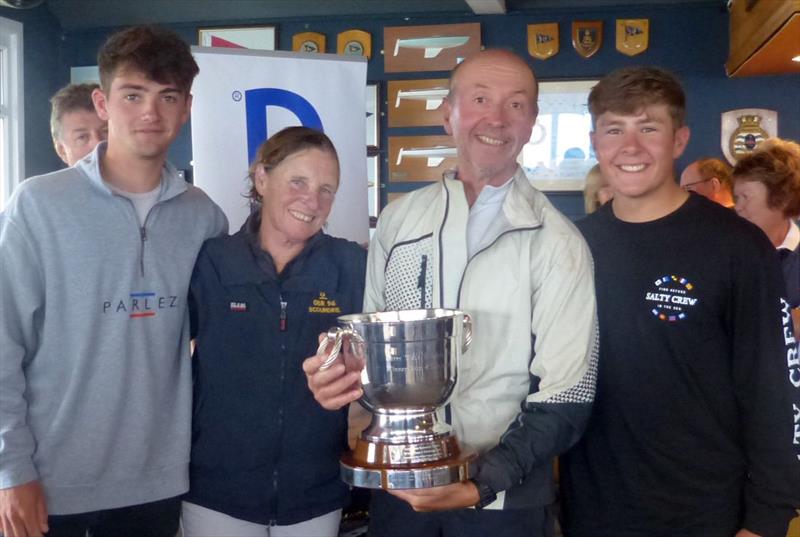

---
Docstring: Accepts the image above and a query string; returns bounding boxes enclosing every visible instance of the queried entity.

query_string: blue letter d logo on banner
[244,88,324,163]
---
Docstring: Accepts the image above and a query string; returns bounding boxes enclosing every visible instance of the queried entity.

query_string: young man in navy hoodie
[0,25,227,537]
[560,66,800,537]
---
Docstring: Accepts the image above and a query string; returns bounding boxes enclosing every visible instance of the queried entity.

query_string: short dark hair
[589,66,686,129]
[50,83,99,142]
[695,158,733,191]
[97,25,198,94]
[733,138,800,217]
[247,127,340,203]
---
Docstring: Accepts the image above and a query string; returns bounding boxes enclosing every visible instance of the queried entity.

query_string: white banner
[191,47,369,243]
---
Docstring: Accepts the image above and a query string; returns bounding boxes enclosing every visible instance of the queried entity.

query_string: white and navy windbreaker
[364,167,599,509]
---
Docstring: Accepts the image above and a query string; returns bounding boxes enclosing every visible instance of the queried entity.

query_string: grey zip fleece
[0,143,228,514]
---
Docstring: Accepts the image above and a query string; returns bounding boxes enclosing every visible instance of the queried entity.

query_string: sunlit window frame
[0,16,24,211]
[518,80,598,192]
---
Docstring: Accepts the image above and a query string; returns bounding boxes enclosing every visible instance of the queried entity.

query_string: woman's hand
[302,333,364,410]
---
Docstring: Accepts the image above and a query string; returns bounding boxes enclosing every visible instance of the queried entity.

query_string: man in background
[50,82,107,166]
[680,157,734,207]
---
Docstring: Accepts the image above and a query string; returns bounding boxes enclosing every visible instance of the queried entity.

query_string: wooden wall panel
[384,23,481,73]
[388,135,457,182]
[387,79,449,128]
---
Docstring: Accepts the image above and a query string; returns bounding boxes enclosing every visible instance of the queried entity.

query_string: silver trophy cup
[318,308,476,489]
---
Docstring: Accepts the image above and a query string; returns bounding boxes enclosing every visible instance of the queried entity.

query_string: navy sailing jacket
[185,217,367,525]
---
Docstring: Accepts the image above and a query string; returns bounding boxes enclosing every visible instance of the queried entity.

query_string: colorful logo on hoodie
[102,292,179,319]
[645,274,698,322]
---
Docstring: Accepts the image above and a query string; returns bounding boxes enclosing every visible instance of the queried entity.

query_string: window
[0,16,24,211]
[519,80,597,191]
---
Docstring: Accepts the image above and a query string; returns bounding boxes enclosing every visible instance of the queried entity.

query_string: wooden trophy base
[340,435,476,490]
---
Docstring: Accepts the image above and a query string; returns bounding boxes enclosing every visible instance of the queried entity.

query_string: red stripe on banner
[210,36,246,48]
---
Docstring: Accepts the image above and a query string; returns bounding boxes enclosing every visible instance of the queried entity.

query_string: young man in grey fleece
[0,25,228,537]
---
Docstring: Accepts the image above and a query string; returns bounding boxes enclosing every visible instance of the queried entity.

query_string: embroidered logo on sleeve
[308,291,341,314]
[645,275,698,322]
[230,301,248,312]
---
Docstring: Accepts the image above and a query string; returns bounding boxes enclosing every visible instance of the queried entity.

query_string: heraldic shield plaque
[293,31,326,53]
[615,19,649,56]
[572,21,602,58]
[720,108,778,165]
[317,309,477,490]
[528,23,559,60]
[338,29,371,59]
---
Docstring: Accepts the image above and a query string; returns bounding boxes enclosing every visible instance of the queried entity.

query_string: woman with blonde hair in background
[582,164,613,214]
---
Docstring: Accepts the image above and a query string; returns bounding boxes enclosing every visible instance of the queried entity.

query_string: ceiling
[38,0,724,32]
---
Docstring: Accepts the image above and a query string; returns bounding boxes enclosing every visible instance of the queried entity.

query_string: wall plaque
[388,79,449,128]
[384,23,481,73]
[528,23,559,60]
[572,21,602,58]
[293,32,326,53]
[388,135,458,182]
[616,19,649,56]
[338,29,372,59]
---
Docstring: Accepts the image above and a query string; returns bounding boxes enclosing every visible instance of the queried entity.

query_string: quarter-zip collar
[435,166,544,307]
[76,141,188,203]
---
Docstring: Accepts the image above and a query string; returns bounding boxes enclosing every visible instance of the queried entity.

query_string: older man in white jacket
[305,49,598,537]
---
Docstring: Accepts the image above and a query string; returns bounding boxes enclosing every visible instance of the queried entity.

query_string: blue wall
[6,2,800,218]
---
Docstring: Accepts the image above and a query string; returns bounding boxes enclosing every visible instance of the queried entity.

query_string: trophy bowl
[319,308,476,489]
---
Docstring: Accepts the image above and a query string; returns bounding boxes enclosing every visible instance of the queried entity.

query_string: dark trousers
[47,496,180,537]
[367,490,554,537]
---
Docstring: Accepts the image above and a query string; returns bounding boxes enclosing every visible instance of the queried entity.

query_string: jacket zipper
[138,205,159,277]
[139,226,147,277]
[117,194,159,278]
[418,255,428,308]
[455,226,539,308]
[271,291,288,521]
[279,295,288,331]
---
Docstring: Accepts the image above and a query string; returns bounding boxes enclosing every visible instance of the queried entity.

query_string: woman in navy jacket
[182,127,367,536]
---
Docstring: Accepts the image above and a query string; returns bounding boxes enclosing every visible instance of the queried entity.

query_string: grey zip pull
[139,226,147,277]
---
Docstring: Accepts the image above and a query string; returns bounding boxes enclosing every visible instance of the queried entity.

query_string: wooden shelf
[726,0,800,77]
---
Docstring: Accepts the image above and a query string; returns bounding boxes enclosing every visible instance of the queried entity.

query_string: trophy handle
[317,328,345,371]
[317,327,365,371]
[461,313,472,353]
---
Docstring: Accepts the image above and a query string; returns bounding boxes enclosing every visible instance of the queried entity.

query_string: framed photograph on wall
[366,83,380,149]
[198,26,276,50]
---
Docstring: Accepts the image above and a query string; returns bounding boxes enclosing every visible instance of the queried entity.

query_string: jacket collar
[443,166,545,231]
[77,141,188,202]
[219,211,334,292]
